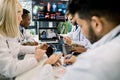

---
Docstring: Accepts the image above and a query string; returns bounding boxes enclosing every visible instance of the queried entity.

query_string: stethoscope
[74,25,81,41]
[19,29,27,43]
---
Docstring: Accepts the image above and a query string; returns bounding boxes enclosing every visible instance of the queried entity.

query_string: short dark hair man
[62,0,120,80]
[19,9,38,45]
[20,9,31,28]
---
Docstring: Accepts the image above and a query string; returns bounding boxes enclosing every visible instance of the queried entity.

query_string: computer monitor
[32,0,67,21]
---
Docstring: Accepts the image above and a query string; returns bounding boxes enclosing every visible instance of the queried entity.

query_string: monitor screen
[39,28,58,40]
[32,0,67,21]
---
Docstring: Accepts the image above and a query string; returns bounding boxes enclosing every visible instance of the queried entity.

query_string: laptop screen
[39,28,58,42]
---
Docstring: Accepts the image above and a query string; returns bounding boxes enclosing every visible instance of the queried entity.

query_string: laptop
[38,28,59,43]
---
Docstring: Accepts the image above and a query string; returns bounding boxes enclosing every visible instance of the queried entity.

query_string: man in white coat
[64,10,91,49]
[63,11,91,65]
[18,9,38,46]
[62,0,120,80]
[63,11,91,49]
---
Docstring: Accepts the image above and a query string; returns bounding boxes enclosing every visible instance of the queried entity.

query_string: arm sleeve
[19,45,36,54]
[67,26,75,38]
[0,48,38,78]
[62,55,102,80]
[0,37,38,78]
[23,28,35,42]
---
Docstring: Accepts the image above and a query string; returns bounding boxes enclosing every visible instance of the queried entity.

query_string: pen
[66,52,74,59]
[62,52,75,67]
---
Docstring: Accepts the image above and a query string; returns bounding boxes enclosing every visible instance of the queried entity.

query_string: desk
[16,55,66,80]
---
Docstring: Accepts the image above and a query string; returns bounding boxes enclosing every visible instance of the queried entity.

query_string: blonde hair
[0,0,22,38]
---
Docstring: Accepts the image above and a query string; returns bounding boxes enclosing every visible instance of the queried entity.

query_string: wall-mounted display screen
[32,0,67,21]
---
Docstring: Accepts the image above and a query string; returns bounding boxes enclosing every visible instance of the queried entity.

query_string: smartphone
[46,46,54,57]
[57,34,63,40]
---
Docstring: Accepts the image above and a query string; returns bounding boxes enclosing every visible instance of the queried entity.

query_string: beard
[87,24,100,44]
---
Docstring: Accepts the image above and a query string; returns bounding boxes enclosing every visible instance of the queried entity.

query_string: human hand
[22,41,38,46]
[36,43,49,50]
[64,55,76,65]
[71,43,84,47]
[63,36,72,45]
[45,53,62,66]
[34,48,46,62]
[71,46,87,53]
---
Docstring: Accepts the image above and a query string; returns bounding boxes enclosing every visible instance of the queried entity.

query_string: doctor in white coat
[62,0,120,80]
[0,0,62,79]
[0,0,46,79]
[18,9,38,46]
[63,11,91,49]
[63,11,91,65]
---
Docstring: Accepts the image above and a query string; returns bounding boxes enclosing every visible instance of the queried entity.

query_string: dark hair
[41,31,46,35]
[66,0,80,15]
[68,0,120,24]
[22,9,30,19]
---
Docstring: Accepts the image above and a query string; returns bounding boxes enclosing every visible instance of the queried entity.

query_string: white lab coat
[67,25,91,49]
[62,25,120,80]
[0,34,48,79]
[18,26,35,44]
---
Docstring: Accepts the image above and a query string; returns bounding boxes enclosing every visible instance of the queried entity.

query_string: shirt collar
[19,25,23,31]
[91,24,120,49]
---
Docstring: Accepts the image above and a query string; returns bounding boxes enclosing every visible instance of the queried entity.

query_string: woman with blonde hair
[0,0,62,79]
[0,0,44,78]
